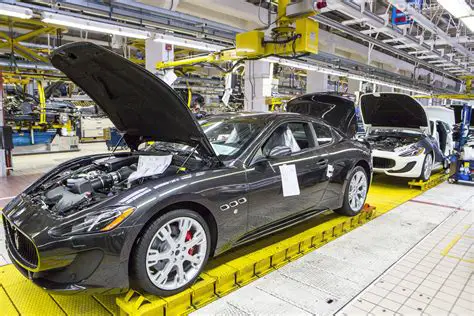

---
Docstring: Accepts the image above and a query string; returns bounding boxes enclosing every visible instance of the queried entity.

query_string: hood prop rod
[177,144,199,173]
[112,133,125,153]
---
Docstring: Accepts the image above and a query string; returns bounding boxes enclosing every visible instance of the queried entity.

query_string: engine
[366,131,422,151]
[37,156,141,215]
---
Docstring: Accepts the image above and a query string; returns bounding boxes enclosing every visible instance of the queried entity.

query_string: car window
[312,122,333,145]
[202,118,266,160]
[260,122,314,157]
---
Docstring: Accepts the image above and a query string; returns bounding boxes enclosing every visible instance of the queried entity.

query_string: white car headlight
[396,144,425,157]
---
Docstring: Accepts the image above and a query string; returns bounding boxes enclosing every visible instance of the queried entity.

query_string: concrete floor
[0,144,472,315]
[193,183,473,316]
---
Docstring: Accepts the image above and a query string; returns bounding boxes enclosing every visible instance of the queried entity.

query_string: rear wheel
[335,166,368,216]
[131,209,211,296]
[419,154,433,181]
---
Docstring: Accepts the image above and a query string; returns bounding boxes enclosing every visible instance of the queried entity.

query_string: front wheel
[334,166,368,216]
[419,154,433,182]
[130,209,211,296]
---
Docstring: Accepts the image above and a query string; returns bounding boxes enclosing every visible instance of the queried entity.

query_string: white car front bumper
[372,149,425,178]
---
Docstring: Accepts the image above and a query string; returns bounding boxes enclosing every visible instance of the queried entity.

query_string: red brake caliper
[185,230,195,255]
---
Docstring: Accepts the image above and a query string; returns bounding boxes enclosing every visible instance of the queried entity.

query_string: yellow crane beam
[0,26,59,63]
[414,94,474,100]
[156,0,320,70]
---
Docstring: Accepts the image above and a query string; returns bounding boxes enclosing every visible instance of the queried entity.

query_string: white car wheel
[420,154,433,181]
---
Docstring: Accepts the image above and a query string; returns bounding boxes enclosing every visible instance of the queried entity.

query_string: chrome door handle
[316,159,328,166]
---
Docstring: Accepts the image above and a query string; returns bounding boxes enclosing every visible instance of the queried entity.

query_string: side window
[312,122,333,146]
[287,122,314,150]
[261,122,314,156]
[430,120,435,135]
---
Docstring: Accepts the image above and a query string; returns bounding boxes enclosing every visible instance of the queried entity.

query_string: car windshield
[200,116,266,160]
[146,116,266,161]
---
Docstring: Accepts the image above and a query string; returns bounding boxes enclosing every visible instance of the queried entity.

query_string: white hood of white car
[360,93,428,131]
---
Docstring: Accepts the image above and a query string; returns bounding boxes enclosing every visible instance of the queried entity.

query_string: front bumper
[372,149,424,178]
[3,215,143,294]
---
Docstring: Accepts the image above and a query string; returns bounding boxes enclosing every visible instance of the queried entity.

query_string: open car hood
[286,93,357,138]
[360,93,428,129]
[50,42,216,159]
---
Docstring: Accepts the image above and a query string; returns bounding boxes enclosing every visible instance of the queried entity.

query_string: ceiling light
[0,3,33,19]
[41,13,150,39]
[437,0,472,18]
[153,34,226,52]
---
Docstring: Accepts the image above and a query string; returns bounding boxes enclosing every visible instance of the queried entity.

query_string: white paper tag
[327,164,334,178]
[279,164,300,197]
[128,155,172,183]
[162,70,178,86]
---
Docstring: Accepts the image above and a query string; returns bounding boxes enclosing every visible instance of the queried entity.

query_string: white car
[360,93,454,181]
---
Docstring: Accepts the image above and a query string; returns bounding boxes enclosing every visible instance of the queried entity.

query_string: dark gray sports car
[2,43,372,296]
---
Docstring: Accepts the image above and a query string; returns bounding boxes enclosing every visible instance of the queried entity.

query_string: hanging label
[327,164,334,178]
[128,155,172,183]
[279,164,300,197]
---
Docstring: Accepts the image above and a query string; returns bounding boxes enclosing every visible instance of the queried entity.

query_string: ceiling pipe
[0,59,56,71]
[389,0,472,58]
[312,14,459,80]
[323,0,467,74]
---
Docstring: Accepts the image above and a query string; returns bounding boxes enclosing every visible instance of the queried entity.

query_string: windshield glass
[200,116,266,160]
[146,116,266,161]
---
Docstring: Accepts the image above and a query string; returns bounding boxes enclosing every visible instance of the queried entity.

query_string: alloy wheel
[348,170,367,211]
[145,217,207,290]
[423,154,433,180]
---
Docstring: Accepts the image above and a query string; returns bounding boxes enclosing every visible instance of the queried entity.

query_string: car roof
[202,111,308,123]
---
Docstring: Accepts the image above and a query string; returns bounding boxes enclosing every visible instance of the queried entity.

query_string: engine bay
[366,129,423,151]
[28,154,184,215]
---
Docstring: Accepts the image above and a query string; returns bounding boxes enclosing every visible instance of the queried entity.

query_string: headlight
[49,206,135,237]
[398,145,425,157]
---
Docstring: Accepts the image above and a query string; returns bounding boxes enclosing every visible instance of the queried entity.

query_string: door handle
[316,159,328,166]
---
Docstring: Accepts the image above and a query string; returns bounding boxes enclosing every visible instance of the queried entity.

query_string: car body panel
[50,42,216,158]
[286,93,357,138]
[360,93,428,131]
[3,44,372,295]
[359,93,452,179]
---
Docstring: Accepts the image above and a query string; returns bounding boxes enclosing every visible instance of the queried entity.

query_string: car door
[245,120,329,231]
[312,121,347,210]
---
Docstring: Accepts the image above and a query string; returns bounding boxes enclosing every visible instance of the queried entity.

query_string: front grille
[3,218,38,269]
[388,161,416,174]
[373,157,396,169]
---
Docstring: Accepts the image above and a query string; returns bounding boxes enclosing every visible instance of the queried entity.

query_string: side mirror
[268,145,292,158]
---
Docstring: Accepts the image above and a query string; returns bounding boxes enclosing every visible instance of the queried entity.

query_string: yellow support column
[37,80,46,125]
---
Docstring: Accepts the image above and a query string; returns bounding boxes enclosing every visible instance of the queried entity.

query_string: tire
[334,166,368,216]
[419,154,433,182]
[130,209,212,296]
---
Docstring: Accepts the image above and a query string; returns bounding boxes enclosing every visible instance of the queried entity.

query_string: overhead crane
[156,0,325,71]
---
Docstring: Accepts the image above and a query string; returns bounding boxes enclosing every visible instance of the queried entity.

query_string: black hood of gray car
[287,93,357,138]
[50,42,216,159]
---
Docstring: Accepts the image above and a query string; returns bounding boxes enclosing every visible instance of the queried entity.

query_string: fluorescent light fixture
[262,57,430,95]
[0,3,33,19]
[437,0,472,18]
[41,13,150,39]
[408,50,430,55]
[461,15,474,32]
[417,55,440,59]
[153,34,226,52]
